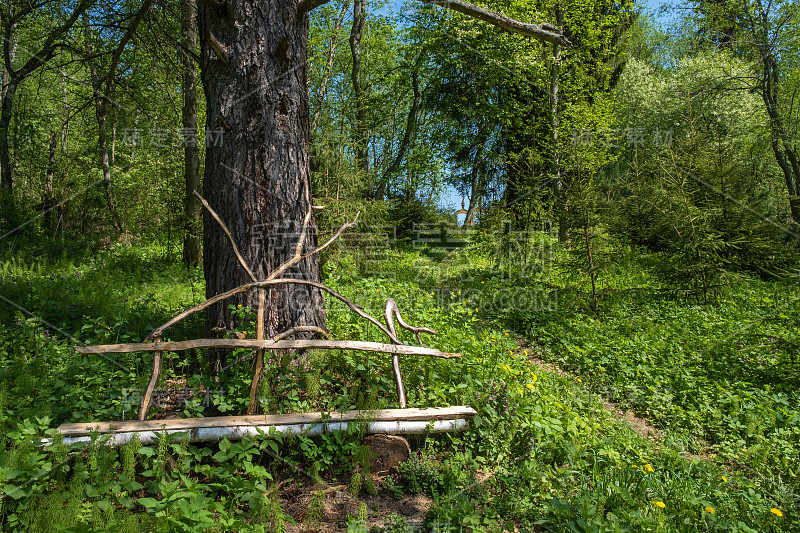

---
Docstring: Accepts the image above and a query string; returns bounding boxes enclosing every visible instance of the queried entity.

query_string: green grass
[0,240,797,531]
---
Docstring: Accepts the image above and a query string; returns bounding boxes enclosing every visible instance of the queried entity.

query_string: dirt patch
[514,338,569,378]
[601,400,661,441]
[281,479,431,532]
[514,338,663,443]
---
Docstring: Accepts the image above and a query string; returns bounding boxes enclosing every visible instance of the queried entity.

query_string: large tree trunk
[181,0,202,267]
[198,0,325,347]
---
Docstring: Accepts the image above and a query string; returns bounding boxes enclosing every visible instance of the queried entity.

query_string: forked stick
[384,298,438,408]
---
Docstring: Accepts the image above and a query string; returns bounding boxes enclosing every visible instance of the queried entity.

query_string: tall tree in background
[84,0,154,233]
[197,0,569,342]
[694,0,799,222]
[181,0,202,267]
[350,0,370,180]
[0,0,94,225]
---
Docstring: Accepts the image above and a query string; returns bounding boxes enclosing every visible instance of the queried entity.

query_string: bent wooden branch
[416,0,571,47]
[145,278,400,344]
[299,0,571,47]
[383,298,438,408]
[138,334,162,420]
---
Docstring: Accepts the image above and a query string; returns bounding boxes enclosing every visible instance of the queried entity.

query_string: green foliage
[1,242,799,531]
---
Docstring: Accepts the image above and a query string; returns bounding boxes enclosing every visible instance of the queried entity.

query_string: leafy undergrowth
[0,241,797,531]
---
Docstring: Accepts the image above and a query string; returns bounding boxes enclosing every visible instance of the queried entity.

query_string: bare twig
[385,297,437,346]
[268,211,360,281]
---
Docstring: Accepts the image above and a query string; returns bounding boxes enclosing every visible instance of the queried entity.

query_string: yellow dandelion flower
[237,304,242,309]
[531,372,538,381]
[242,331,248,335]
[526,383,534,390]
[721,476,727,482]
[704,506,715,514]
[502,364,511,372]
[770,508,783,517]
[650,501,666,509]
[577,378,582,383]
[644,464,654,473]
[631,465,638,469]
[523,350,528,356]
[481,281,484,284]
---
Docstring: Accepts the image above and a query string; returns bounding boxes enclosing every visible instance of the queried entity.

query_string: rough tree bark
[181,0,202,267]
[198,0,325,345]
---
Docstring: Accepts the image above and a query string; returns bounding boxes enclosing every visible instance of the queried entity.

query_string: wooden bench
[55,194,476,445]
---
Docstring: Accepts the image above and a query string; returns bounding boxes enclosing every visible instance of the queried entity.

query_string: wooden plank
[57,406,477,436]
[74,339,460,358]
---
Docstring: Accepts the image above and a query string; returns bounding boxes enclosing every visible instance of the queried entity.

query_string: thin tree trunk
[0,5,16,204]
[549,4,568,243]
[464,141,486,228]
[761,54,800,222]
[311,0,348,134]
[0,79,16,210]
[44,131,57,232]
[181,0,201,267]
[376,54,423,201]
[198,0,325,352]
[464,167,480,228]
[582,219,598,311]
[90,63,123,233]
[350,0,370,177]
[310,0,348,175]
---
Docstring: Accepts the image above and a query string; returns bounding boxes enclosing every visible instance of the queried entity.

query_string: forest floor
[0,240,797,531]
